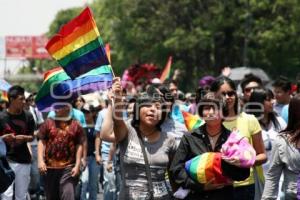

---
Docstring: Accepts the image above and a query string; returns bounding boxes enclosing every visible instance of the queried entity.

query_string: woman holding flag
[169,92,250,200]
[111,77,177,200]
[210,76,267,200]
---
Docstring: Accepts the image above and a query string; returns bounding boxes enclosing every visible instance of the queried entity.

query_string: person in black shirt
[0,85,35,200]
[169,92,249,200]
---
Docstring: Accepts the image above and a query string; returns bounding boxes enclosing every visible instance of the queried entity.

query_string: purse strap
[136,128,154,199]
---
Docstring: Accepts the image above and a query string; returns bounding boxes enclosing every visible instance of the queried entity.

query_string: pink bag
[221,131,256,168]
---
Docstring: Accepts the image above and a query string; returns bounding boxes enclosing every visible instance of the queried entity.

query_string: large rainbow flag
[45,7,109,79]
[185,152,231,184]
[182,111,205,132]
[35,65,113,112]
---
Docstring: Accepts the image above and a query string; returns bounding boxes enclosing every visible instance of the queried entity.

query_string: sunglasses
[221,91,236,97]
[244,87,259,93]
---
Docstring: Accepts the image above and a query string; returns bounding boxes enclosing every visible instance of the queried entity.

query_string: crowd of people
[0,71,300,200]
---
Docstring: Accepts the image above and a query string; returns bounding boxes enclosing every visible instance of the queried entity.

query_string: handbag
[0,156,15,193]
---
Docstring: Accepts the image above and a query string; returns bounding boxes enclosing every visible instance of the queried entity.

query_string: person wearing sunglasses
[210,77,267,200]
[169,92,250,200]
[240,74,263,105]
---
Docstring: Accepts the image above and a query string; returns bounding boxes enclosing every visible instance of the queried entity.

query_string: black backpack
[0,156,15,193]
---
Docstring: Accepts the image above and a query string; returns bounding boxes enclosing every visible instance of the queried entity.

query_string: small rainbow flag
[0,91,8,102]
[185,152,231,184]
[160,56,172,83]
[45,7,109,79]
[182,111,204,132]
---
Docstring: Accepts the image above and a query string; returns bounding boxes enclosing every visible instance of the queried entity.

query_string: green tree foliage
[26,0,300,92]
[90,0,300,91]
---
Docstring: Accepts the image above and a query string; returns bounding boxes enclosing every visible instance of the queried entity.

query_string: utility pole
[3,58,7,79]
[243,0,250,67]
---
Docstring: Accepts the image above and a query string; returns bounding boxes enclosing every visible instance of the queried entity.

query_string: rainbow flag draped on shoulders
[35,65,113,112]
[45,7,109,79]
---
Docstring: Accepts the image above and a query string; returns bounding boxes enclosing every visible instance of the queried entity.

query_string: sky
[0,0,88,36]
[0,0,90,77]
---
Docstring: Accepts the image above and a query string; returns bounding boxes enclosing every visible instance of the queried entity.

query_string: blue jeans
[29,140,42,194]
[114,158,121,200]
[29,140,45,198]
[103,162,116,200]
[80,156,100,200]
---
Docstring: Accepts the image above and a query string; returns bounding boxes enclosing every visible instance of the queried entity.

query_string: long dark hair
[247,88,281,131]
[210,76,239,115]
[72,96,85,110]
[282,94,300,145]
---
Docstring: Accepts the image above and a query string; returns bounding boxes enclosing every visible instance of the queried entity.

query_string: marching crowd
[0,72,300,200]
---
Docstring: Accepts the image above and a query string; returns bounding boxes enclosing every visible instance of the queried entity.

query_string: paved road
[97,190,104,200]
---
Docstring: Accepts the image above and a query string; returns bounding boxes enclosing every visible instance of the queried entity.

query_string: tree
[25,0,300,92]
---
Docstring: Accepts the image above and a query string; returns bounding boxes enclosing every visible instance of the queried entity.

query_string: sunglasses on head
[221,91,236,97]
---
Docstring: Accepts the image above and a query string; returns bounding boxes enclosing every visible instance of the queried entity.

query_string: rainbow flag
[105,43,111,64]
[45,7,109,79]
[185,152,231,184]
[0,79,11,102]
[35,65,113,112]
[0,91,8,102]
[160,56,172,82]
[182,111,204,132]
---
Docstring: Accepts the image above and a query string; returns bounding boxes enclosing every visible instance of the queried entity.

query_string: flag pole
[105,44,115,78]
[110,66,116,78]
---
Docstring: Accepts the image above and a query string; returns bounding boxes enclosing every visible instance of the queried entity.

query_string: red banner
[32,36,50,59]
[5,36,50,59]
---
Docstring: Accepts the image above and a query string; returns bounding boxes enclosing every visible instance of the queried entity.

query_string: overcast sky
[0,0,88,36]
[0,0,90,76]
